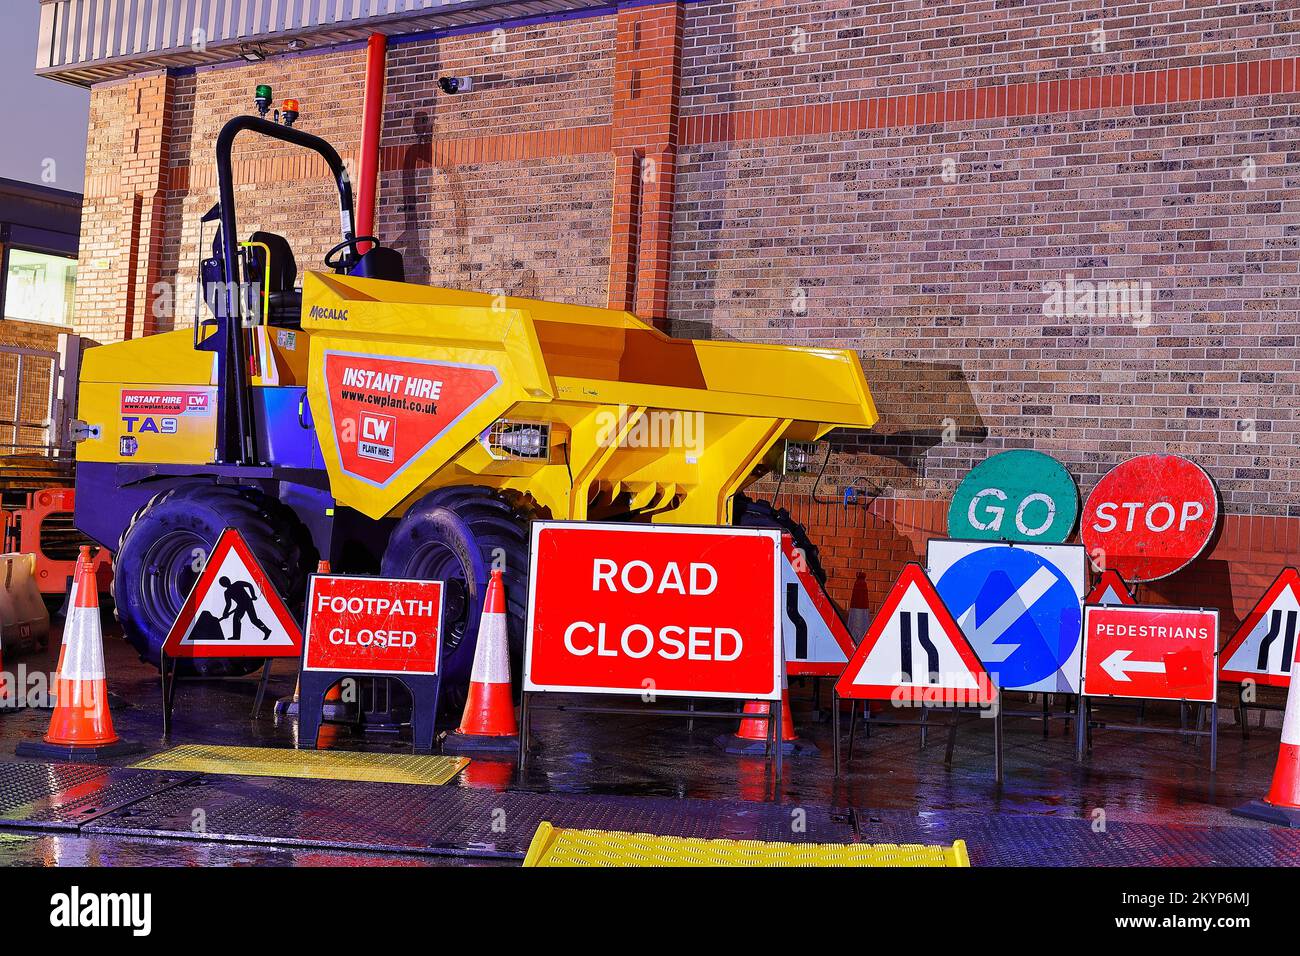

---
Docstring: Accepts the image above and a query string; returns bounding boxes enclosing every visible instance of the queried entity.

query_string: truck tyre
[113,481,310,677]
[381,486,530,702]
[732,492,827,585]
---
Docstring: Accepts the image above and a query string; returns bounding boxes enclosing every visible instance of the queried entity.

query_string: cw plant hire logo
[50,886,151,936]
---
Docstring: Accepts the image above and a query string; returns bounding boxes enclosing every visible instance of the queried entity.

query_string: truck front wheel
[113,481,310,677]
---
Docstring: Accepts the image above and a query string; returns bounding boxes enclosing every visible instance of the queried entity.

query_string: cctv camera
[437,76,473,94]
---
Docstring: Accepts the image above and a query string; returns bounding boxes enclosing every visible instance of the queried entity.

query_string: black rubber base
[273,697,354,722]
[713,732,820,757]
[15,738,145,762]
[441,731,520,755]
[1231,799,1300,828]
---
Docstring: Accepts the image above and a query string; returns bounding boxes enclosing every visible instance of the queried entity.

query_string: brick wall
[70,0,1300,616]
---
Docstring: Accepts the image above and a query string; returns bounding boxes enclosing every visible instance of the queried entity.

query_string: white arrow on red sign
[1099,649,1166,682]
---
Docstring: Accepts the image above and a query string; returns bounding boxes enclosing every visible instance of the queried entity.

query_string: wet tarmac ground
[0,616,1295,866]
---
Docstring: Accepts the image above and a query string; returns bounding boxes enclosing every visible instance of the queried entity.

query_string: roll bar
[206,114,358,465]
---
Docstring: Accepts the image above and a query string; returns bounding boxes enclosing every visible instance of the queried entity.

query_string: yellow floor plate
[522,822,970,867]
[131,745,469,786]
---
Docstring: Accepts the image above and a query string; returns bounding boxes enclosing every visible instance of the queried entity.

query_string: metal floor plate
[85,777,854,859]
[853,809,1300,866]
[131,745,469,786]
[0,762,196,831]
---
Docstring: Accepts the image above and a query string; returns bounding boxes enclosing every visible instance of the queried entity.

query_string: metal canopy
[36,0,611,87]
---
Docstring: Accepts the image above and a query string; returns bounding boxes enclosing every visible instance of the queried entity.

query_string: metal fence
[0,338,82,459]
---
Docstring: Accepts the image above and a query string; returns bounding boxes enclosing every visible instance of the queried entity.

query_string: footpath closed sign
[1081,605,1218,702]
[948,450,1079,543]
[524,522,782,700]
[304,575,444,676]
[1081,454,1219,582]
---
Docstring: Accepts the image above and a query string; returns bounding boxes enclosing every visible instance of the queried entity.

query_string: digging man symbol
[218,575,273,641]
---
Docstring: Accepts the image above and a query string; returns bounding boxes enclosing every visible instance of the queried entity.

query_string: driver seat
[244,231,303,328]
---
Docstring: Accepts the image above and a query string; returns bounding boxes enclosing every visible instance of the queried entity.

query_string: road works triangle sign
[781,535,856,676]
[1219,568,1300,688]
[835,563,996,704]
[162,528,302,658]
[1087,569,1136,606]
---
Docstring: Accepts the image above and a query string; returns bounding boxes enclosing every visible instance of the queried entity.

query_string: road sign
[162,528,301,658]
[928,539,1086,693]
[780,535,855,676]
[1086,569,1135,606]
[835,564,996,705]
[948,450,1079,543]
[303,575,444,676]
[1081,605,1218,702]
[524,521,782,700]
[1219,568,1300,688]
[1081,454,1219,583]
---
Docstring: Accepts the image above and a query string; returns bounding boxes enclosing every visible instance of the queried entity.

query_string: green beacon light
[254,84,273,117]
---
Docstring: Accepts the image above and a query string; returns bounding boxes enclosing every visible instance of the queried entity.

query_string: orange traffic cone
[716,670,818,757]
[17,548,141,760]
[277,560,352,722]
[847,571,872,641]
[1235,653,1300,826]
[443,569,518,754]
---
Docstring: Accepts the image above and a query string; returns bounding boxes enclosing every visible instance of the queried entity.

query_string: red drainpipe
[356,33,387,249]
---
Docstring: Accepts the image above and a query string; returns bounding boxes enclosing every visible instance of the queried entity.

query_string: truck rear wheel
[381,486,530,702]
[113,482,311,677]
[733,492,827,585]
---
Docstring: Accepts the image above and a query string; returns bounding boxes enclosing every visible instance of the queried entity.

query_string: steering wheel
[324,236,380,270]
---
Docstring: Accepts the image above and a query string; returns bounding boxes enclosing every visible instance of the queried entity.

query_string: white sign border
[1080,603,1219,703]
[302,573,444,677]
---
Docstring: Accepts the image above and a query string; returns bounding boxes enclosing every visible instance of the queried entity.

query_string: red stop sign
[1081,454,1219,582]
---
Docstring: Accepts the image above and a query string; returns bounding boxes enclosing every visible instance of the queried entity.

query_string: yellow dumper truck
[72,104,877,698]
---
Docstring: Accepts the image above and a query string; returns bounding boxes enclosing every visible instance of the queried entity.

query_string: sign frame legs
[298,671,441,753]
[1076,694,1218,771]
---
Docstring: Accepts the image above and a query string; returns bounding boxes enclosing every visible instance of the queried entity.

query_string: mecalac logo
[308,305,350,321]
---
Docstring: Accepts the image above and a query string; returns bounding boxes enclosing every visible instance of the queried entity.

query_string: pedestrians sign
[162,528,302,659]
[1080,454,1219,582]
[524,522,783,700]
[780,535,855,676]
[1086,569,1135,606]
[835,564,995,705]
[1219,568,1300,688]
[948,450,1079,543]
[1081,605,1218,701]
[928,540,1086,693]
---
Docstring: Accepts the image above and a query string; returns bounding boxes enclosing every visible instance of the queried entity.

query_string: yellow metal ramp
[131,745,468,786]
[522,821,970,867]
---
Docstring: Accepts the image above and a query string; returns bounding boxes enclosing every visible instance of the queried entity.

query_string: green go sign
[948,450,1079,543]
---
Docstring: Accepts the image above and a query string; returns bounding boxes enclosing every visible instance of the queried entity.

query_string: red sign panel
[304,575,443,676]
[323,351,499,487]
[1081,454,1219,582]
[524,522,783,700]
[1081,605,1218,702]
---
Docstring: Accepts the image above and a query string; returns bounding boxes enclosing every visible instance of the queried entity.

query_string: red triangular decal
[781,535,857,676]
[1219,568,1300,688]
[835,563,996,704]
[162,528,303,659]
[1086,569,1135,606]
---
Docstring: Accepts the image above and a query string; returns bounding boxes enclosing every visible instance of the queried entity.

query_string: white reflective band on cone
[60,613,106,681]
[1282,655,1300,748]
[470,611,511,684]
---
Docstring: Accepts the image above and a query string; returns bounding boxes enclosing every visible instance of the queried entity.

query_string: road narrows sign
[948,450,1079,543]
[780,535,856,676]
[835,564,996,705]
[1080,454,1219,583]
[162,528,302,658]
[1086,569,1136,606]
[1219,568,1300,688]
[524,522,783,700]
[1081,605,1218,702]
[303,575,444,676]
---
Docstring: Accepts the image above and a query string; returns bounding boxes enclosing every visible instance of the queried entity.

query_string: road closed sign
[948,450,1079,543]
[1081,454,1219,582]
[524,522,782,700]
[1081,605,1218,702]
[304,575,444,676]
